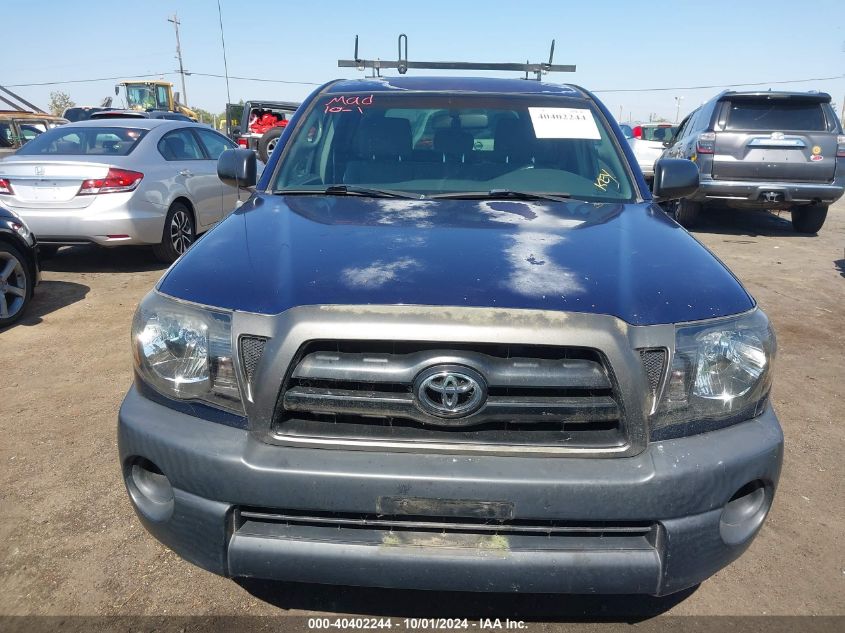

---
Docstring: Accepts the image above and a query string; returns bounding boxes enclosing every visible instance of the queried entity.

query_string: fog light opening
[125,457,174,522]
[719,479,771,545]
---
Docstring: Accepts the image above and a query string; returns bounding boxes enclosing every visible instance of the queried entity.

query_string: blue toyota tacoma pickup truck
[118,76,782,596]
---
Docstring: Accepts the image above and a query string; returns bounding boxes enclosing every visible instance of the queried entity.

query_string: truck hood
[159,195,754,326]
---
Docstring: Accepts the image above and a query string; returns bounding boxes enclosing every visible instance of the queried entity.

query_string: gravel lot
[0,200,842,622]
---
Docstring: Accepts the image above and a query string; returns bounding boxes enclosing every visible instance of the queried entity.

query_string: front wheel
[0,243,33,328]
[791,204,828,234]
[153,202,195,263]
[664,198,701,227]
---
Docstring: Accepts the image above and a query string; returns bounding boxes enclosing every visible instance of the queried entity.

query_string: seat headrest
[356,117,412,158]
[162,136,186,160]
[494,118,535,163]
[434,128,474,157]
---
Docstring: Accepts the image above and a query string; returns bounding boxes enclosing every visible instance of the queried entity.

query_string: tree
[48,91,75,116]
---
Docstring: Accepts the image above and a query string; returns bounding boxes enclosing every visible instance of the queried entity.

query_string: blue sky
[5,0,844,123]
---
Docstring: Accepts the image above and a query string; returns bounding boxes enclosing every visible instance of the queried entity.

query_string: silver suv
[661,91,844,232]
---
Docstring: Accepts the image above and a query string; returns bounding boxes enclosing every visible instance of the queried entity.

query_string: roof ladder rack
[0,84,46,113]
[338,34,575,81]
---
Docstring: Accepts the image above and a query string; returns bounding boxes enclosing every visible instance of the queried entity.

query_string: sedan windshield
[15,127,148,156]
[273,93,634,202]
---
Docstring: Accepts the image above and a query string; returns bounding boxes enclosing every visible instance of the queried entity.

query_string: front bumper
[692,177,845,208]
[118,386,783,596]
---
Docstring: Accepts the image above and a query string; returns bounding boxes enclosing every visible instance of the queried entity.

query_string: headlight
[651,309,775,440]
[132,292,243,414]
[4,211,33,243]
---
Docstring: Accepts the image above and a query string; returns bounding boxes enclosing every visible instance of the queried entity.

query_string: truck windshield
[273,93,634,202]
[126,85,160,110]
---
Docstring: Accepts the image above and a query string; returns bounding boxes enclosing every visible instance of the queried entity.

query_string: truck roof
[0,111,66,121]
[324,76,588,97]
[717,90,832,103]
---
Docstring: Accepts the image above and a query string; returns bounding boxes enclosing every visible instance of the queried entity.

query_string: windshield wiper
[273,185,419,199]
[430,189,571,203]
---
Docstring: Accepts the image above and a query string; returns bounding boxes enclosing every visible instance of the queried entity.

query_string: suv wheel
[258,127,284,163]
[672,199,701,228]
[153,202,196,263]
[0,243,32,327]
[791,205,828,234]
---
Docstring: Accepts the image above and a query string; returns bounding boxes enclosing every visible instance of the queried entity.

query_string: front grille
[235,507,657,552]
[272,341,628,452]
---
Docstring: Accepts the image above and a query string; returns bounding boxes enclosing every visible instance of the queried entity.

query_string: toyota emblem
[413,365,487,419]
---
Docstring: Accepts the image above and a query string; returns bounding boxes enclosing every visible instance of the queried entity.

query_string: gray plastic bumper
[118,386,783,596]
[693,177,845,205]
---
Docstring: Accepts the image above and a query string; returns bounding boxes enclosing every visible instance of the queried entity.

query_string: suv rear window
[16,127,147,156]
[273,93,634,202]
[725,100,828,131]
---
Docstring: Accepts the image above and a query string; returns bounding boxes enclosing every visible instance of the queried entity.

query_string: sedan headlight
[3,210,34,245]
[132,292,243,414]
[651,309,775,440]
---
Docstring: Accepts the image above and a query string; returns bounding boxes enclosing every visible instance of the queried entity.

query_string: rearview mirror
[218,149,257,189]
[652,159,699,201]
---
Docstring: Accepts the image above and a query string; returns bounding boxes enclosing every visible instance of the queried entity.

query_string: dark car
[661,91,845,232]
[89,110,195,122]
[119,76,782,596]
[62,106,112,122]
[0,203,39,327]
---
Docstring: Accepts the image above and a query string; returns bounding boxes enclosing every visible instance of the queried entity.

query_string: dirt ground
[0,199,843,623]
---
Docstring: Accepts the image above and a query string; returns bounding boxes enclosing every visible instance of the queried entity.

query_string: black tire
[791,204,828,234]
[673,198,701,227]
[38,245,60,259]
[258,127,284,163]
[152,202,196,264]
[0,242,33,328]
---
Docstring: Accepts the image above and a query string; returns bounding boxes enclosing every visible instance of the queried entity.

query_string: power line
[6,73,172,87]
[593,75,844,93]
[216,0,232,111]
[7,72,841,92]
[187,71,321,86]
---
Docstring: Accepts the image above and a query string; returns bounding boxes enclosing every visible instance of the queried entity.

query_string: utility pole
[674,96,685,123]
[168,14,188,106]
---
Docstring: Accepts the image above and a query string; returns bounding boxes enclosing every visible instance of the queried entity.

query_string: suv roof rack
[338,34,575,81]
[0,84,46,114]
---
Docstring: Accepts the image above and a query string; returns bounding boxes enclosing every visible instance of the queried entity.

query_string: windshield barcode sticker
[528,107,601,139]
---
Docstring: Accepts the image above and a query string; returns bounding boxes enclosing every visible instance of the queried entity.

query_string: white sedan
[621,123,678,179]
[0,119,246,262]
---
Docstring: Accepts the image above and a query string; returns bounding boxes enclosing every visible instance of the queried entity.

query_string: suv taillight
[237,138,248,148]
[0,178,12,195]
[837,135,845,158]
[696,132,716,155]
[78,168,143,195]
[632,125,643,139]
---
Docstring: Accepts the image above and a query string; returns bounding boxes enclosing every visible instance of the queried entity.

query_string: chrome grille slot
[235,507,658,553]
[273,342,629,452]
[240,335,268,387]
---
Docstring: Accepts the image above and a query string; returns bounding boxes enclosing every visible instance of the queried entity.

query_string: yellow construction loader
[114,80,197,120]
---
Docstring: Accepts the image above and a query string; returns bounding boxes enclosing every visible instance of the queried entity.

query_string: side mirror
[662,140,673,148]
[114,85,119,96]
[218,148,257,189]
[652,158,699,201]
